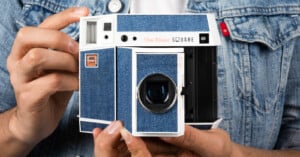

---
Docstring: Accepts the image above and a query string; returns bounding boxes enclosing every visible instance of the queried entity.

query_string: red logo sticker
[86,54,98,67]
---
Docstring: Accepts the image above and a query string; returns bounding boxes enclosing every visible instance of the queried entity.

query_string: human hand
[94,122,235,157]
[123,125,233,157]
[6,7,89,145]
[160,125,234,157]
[93,121,181,157]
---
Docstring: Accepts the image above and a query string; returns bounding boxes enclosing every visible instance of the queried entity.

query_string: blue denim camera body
[79,14,221,137]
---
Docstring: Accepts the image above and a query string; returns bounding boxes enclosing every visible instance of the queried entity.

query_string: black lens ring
[138,73,177,113]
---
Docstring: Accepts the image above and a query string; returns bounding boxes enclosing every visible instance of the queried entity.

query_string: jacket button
[108,0,123,13]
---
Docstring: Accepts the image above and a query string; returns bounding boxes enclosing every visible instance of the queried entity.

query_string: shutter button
[108,0,123,13]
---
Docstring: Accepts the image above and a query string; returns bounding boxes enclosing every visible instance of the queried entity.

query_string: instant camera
[79,14,221,137]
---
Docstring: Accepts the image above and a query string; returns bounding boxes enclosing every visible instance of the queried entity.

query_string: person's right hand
[6,7,89,146]
[93,121,181,157]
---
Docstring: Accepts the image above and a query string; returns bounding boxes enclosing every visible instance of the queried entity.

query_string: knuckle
[48,73,62,89]
[8,61,22,87]
[24,49,44,65]
[53,31,71,49]
[9,72,18,87]
[55,31,66,39]
[18,91,30,102]
[23,49,45,75]
[16,27,31,44]
[56,31,69,42]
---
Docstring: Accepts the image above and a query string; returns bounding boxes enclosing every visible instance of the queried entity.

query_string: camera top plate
[79,14,221,50]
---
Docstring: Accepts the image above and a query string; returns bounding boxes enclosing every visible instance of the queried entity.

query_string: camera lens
[138,74,177,113]
[146,81,169,104]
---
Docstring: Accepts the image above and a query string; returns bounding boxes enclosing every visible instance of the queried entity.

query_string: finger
[161,126,231,155]
[161,125,208,151]
[16,48,78,82]
[39,7,89,29]
[13,72,78,112]
[160,126,214,154]
[93,128,102,139]
[8,29,78,69]
[120,128,151,157]
[154,155,177,157]
[142,137,179,155]
[7,7,87,71]
[26,72,78,99]
[152,149,200,157]
[94,121,123,157]
[10,27,78,61]
[116,141,131,157]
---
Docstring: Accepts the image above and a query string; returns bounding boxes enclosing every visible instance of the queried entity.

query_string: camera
[79,14,221,137]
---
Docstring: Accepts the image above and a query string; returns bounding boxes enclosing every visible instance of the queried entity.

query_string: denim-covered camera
[79,14,221,137]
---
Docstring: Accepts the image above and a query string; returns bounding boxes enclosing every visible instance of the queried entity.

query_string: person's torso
[13,0,300,156]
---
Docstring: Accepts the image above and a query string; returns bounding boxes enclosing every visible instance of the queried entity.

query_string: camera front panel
[116,48,134,132]
[79,48,116,132]
[133,48,185,136]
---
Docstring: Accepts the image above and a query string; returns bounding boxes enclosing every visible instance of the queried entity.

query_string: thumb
[120,128,151,157]
[39,7,89,29]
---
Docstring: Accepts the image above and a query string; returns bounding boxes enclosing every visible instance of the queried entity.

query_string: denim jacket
[0,0,299,156]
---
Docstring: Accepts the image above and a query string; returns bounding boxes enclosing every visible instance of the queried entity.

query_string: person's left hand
[93,121,180,157]
[93,121,235,157]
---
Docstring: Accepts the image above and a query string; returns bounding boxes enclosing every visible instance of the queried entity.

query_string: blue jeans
[0,0,299,156]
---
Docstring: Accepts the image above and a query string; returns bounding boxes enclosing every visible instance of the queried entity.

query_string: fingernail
[105,121,121,135]
[120,128,132,144]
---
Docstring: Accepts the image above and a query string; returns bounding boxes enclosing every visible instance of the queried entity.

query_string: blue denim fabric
[17,0,130,40]
[0,0,299,156]
[136,54,179,133]
[80,48,116,121]
[0,0,20,113]
[117,15,209,32]
[80,48,181,134]
[185,1,300,149]
[117,48,133,132]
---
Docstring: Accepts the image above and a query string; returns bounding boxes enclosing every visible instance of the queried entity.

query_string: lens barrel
[138,74,177,113]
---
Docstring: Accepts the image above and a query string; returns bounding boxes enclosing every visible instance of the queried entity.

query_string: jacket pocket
[223,14,300,112]
[225,14,300,50]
